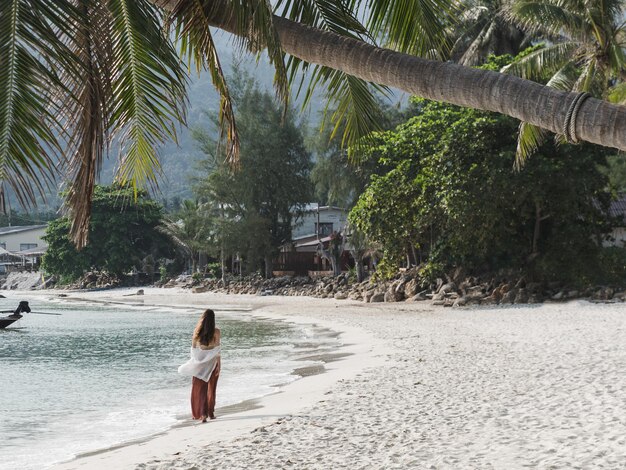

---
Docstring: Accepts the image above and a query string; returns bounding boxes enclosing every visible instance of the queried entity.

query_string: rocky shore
[166,268,626,306]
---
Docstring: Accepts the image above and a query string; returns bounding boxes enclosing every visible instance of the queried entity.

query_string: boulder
[438,282,457,295]
[334,292,348,300]
[370,292,385,303]
[404,279,420,298]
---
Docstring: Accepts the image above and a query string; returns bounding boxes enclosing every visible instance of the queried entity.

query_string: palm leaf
[501,42,579,81]
[514,63,578,165]
[168,0,240,167]
[0,0,74,211]
[366,0,456,56]
[279,0,384,158]
[63,0,115,248]
[231,0,289,107]
[510,0,586,37]
[107,0,188,191]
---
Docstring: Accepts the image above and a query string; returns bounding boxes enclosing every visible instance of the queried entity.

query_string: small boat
[0,301,31,329]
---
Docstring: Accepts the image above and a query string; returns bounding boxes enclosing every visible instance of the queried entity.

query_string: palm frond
[62,0,115,248]
[514,121,548,169]
[509,0,586,37]
[608,82,626,104]
[168,0,240,167]
[230,0,289,107]
[366,0,456,56]
[317,70,386,162]
[278,0,384,159]
[0,0,74,211]
[501,42,578,80]
[276,0,370,41]
[514,62,578,165]
[107,0,188,192]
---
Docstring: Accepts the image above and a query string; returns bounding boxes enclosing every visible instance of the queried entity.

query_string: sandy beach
[33,288,626,469]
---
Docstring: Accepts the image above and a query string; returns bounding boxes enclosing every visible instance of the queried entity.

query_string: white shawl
[178,346,221,382]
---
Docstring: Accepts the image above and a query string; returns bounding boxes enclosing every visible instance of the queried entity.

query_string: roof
[16,246,47,256]
[609,196,626,220]
[0,246,23,258]
[0,225,47,236]
[301,204,347,213]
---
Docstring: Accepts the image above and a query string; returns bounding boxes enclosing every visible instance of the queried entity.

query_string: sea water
[0,298,338,469]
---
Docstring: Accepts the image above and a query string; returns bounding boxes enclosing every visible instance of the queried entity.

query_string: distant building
[606,196,626,247]
[292,204,348,240]
[274,205,351,276]
[0,225,48,252]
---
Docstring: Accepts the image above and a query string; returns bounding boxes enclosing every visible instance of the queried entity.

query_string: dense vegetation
[41,186,171,281]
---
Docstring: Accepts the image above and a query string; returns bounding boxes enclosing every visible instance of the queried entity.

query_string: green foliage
[349,66,615,282]
[194,77,313,276]
[42,185,170,281]
[159,265,168,282]
[205,262,222,279]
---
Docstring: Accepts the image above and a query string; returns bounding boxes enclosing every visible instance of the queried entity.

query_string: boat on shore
[0,301,31,329]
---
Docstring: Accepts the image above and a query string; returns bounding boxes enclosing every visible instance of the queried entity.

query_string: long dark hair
[194,309,216,346]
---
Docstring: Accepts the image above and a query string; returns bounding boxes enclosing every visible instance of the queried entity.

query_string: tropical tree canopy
[41,185,171,280]
[350,60,616,283]
[503,0,626,162]
[3,0,626,249]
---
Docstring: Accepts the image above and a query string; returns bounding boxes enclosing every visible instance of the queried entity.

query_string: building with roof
[0,225,48,252]
[606,196,626,246]
[292,204,348,240]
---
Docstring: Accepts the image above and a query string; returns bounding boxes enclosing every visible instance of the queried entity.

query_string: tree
[194,79,313,278]
[502,0,626,160]
[159,199,213,273]
[449,0,529,66]
[42,185,170,280]
[350,58,615,282]
[4,0,626,248]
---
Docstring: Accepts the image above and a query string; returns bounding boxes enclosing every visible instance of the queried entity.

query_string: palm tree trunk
[155,0,626,152]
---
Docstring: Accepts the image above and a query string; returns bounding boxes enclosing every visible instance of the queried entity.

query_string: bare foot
[201,416,207,423]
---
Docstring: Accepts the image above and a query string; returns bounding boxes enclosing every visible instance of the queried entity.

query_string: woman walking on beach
[178,309,221,422]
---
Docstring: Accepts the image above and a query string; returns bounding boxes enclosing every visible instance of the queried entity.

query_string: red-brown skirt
[191,358,220,420]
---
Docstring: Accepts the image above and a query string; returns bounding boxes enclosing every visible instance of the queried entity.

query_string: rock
[438,282,457,295]
[432,299,445,306]
[385,284,404,302]
[514,288,529,304]
[453,296,467,307]
[406,292,428,302]
[404,279,420,298]
[480,296,498,305]
[431,292,444,301]
[192,285,210,294]
[334,292,348,300]
[551,291,565,301]
[500,290,516,304]
[136,289,144,295]
[369,292,385,303]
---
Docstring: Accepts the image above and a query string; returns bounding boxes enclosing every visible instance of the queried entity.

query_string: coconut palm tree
[449,0,529,66]
[4,0,626,248]
[501,0,626,162]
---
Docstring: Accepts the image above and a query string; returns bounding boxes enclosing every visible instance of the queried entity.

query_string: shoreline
[18,288,387,470]
[7,287,626,469]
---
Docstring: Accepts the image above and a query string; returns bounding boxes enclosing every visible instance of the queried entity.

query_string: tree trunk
[532,202,541,255]
[355,259,365,283]
[264,254,273,279]
[155,0,626,152]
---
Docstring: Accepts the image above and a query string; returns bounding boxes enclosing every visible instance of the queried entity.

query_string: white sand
[38,288,626,469]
